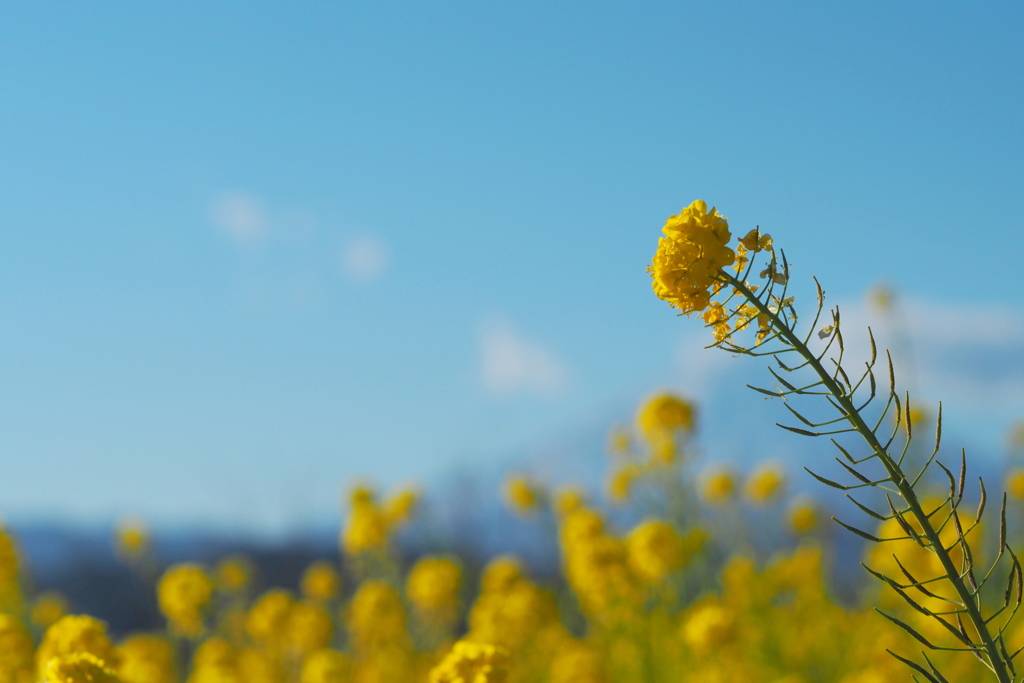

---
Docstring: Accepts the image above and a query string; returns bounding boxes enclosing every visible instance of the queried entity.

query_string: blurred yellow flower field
[1,201,1023,682]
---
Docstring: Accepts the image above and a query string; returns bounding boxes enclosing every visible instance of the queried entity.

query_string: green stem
[725,273,1012,683]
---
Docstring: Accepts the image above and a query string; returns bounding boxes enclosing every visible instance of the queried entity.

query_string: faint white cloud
[211,192,269,245]
[480,318,568,397]
[341,235,390,282]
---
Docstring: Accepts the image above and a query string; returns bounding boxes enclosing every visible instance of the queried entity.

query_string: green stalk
[725,273,1012,683]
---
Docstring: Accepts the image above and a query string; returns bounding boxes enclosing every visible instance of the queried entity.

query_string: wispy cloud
[479,318,568,397]
[210,192,269,245]
[340,235,390,282]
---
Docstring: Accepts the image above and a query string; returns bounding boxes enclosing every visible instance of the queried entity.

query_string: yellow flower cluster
[157,565,214,638]
[341,486,415,556]
[428,640,509,683]
[648,200,735,315]
[503,476,540,516]
[2,384,1019,683]
[406,556,462,624]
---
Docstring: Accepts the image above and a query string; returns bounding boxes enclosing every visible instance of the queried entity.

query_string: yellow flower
[0,613,34,682]
[342,491,390,555]
[626,520,684,583]
[406,556,462,621]
[739,227,773,253]
[504,476,540,516]
[608,427,631,455]
[478,556,524,594]
[608,465,641,504]
[43,652,120,683]
[346,581,409,652]
[0,529,21,585]
[428,640,509,683]
[37,616,116,681]
[1007,468,1024,500]
[701,468,736,504]
[636,393,695,437]
[114,520,150,562]
[682,601,737,654]
[31,592,68,629]
[215,555,253,594]
[744,464,785,504]
[157,565,214,638]
[550,640,605,683]
[300,650,350,683]
[789,501,819,534]
[285,600,333,656]
[648,200,735,315]
[383,488,419,526]
[867,283,895,312]
[191,638,236,671]
[116,635,175,683]
[300,561,340,602]
[554,488,585,517]
[245,590,294,650]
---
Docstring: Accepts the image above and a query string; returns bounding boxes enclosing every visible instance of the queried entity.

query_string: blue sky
[1,2,1022,531]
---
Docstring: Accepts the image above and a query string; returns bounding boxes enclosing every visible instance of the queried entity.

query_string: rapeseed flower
[157,565,214,638]
[43,652,120,683]
[428,640,509,683]
[37,616,116,681]
[648,200,734,315]
[300,561,340,602]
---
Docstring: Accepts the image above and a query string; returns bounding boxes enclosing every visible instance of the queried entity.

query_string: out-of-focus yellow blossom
[626,519,684,583]
[745,464,785,504]
[0,529,21,585]
[0,614,34,683]
[383,488,419,526]
[406,556,462,622]
[647,200,734,315]
[549,640,605,683]
[31,592,69,629]
[478,556,523,595]
[157,565,214,638]
[554,488,585,517]
[300,561,339,602]
[37,616,116,681]
[682,600,738,654]
[236,649,284,683]
[867,283,895,312]
[701,468,736,503]
[192,638,236,671]
[285,600,333,656]
[215,555,252,594]
[43,652,120,683]
[504,476,540,516]
[300,649,350,683]
[114,519,150,562]
[1007,468,1024,500]
[346,580,409,652]
[789,501,819,534]
[245,590,294,650]
[559,507,605,548]
[428,640,509,683]
[468,566,563,653]
[116,635,176,683]
[342,488,390,555]
[608,427,631,455]
[636,393,695,439]
[608,464,641,503]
